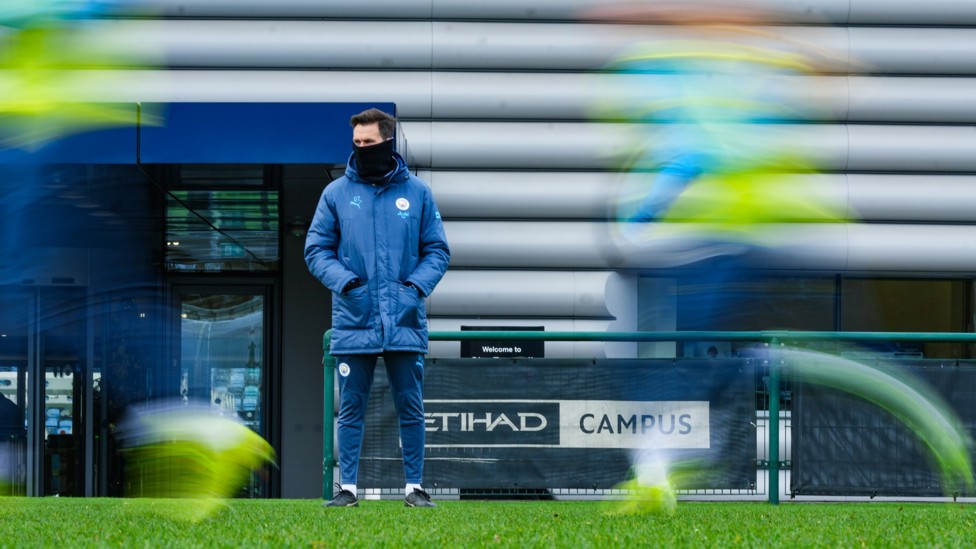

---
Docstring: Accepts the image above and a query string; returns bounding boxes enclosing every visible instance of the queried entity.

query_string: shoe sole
[404,501,436,508]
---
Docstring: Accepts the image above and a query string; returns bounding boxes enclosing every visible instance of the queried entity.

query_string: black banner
[360,358,756,490]
[459,326,545,358]
[792,360,976,497]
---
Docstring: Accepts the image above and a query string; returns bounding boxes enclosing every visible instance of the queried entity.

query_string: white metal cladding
[442,222,976,272]
[442,221,850,270]
[421,170,619,220]
[424,171,851,221]
[73,4,976,356]
[125,0,976,25]
[845,176,976,222]
[424,172,976,223]
[72,20,976,74]
[46,71,976,124]
[403,122,976,172]
[845,77,976,123]
[844,225,976,271]
[846,0,976,24]
[426,271,635,318]
[425,271,641,358]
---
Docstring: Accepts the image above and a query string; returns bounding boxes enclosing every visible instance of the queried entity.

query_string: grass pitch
[1,498,974,547]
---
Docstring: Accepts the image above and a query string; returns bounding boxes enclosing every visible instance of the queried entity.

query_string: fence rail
[430,330,976,343]
[323,330,976,503]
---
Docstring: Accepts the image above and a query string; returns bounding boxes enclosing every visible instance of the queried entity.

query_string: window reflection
[180,294,264,433]
[166,189,279,272]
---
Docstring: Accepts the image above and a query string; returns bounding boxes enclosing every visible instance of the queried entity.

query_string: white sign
[560,400,710,449]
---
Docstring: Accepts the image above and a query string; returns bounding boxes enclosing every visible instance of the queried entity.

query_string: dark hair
[349,108,397,139]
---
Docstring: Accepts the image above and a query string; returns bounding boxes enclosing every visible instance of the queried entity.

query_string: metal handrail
[429,330,976,343]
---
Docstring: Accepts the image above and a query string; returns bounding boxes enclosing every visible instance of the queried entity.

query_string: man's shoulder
[327,175,353,187]
[323,176,356,197]
[401,174,432,194]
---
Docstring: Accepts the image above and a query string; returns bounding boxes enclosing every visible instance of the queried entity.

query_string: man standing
[305,108,450,508]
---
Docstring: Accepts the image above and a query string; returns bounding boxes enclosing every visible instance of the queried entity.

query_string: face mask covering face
[353,139,396,183]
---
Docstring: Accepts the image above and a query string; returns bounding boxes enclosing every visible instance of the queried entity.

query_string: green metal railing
[322,330,976,503]
[322,330,336,500]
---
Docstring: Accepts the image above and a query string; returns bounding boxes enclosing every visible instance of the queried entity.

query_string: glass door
[0,290,29,496]
[176,286,272,497]
[0,286,90,497]
[39,287,89,497]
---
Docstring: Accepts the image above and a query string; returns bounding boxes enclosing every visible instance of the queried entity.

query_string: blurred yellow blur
[0,4,156,149]
[120,403,276,522]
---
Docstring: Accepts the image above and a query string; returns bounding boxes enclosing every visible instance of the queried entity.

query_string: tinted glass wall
[0,164,163,496]
[642,274,974,360]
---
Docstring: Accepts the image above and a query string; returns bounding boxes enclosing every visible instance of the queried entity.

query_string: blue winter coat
[305,151,450,354]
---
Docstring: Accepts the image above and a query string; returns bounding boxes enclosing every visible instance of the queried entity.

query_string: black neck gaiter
[353,139,396,183]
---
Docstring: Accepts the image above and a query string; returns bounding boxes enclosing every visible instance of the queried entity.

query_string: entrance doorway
[173,283,277,497]
[0,286,92,496]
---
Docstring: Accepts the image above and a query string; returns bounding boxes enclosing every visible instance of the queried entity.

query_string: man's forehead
[353,122,381,135]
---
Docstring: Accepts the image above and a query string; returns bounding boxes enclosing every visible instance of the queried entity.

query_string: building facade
[2,0,976,498]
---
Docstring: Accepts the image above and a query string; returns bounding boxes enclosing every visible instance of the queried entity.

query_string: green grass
[1,498,975,548]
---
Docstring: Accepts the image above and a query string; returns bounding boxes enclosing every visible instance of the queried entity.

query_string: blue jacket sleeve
[405,186,450,297]
[304,188,358,294]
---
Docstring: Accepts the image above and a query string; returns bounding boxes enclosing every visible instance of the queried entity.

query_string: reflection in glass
[180,293,266,497]
[166,190,279,272]
[0,290,28,496]
[181,294,263,425]
[41,288,87,497]
[0,365,26,496]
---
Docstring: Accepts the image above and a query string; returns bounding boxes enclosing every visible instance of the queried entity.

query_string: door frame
[17,285,94,497]
[168,277,281,497]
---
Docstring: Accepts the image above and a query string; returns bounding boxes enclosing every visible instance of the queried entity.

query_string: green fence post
[322,329,336,500]
[767,338,781,505]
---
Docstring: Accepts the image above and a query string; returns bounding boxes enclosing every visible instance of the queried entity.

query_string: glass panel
[180,292,266,496]
[676,275,836,333]
[180,293,266,494]
[41,288,87,497]
[166,189,279,272]
[671,274,836,356]
[0,291,28,496]
[841,278,970,359]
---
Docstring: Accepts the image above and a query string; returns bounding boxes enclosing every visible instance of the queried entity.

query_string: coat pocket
[395,282,426,329]
[333,285,371,329]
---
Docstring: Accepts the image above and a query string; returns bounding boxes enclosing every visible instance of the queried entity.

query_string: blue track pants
[334,352,426,485]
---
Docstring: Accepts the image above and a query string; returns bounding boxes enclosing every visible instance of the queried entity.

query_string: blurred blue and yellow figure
[784,348,974,496]
[2,1,119,25]
[0,1,160,284]
[591,1,973,515]
[589,0,854,327]
[119,402,277,522]
[0,0,148,149]
[592,1,850,251]
[605,346,975,515]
